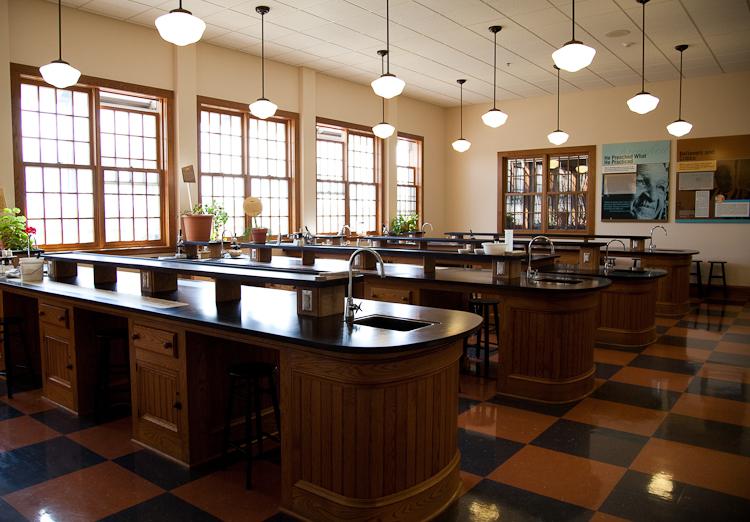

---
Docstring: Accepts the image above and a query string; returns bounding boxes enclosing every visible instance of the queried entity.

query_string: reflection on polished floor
[1,298,749,521]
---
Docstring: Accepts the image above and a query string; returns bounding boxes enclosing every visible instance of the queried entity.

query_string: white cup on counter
[19,257,44,282]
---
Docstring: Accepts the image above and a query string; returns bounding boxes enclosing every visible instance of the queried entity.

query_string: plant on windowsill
[389,214,420,236]
[248,217,268,244]
[0,207,40,254]
[180,201,228,242]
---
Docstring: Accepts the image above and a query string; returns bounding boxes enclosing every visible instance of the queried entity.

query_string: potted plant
[181,201,228,242]
[0,207,39,254]
[389,214,420,236]
[249,218,268,244]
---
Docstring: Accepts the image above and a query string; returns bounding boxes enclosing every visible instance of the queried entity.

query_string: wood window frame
[396,132,424,223]
[498,145,596,236]
[315,117,384,235]
[10,63,177,253]
[196,95,299,237]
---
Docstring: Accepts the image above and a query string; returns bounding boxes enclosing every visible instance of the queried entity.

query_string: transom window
[315,123,380,235]
[396,135,422,218]
[14,69,171,249]
[500,147,595,235]
[198,99,295,237]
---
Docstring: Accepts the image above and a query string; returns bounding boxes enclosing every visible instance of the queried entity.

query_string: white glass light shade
[371,73,405,99]
[155,9,206,46]
[666,119,692,137]
[547,130,570,146]
[552,41,596,73]
[372,122,395,139]
[249,98,278,120]
[627,91,660,114]
[481,108,508,128]
[451,139,471,153]
[40,60,81,89]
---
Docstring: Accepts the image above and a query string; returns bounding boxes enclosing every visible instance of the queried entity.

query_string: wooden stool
[707,261,728,297]
[466,297,500,378]
[1,316,33,399]
[222,362,281,489]
[690,260,704,297]
[95,328,131,421]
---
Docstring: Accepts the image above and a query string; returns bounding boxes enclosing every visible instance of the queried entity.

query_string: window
[315,122,381,235]
[500,147,595,235]
[13,65,172,249]
[198,98,295,237]
[396,135,422,218]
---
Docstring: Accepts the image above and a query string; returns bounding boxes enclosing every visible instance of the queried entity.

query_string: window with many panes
[396,135,422,218]
[14,68,170,249]
[198,100,294,238]
[500,147,595,235]
[315,123,380,235]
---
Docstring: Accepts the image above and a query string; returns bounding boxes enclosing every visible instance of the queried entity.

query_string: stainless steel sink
[353,315,434,331]
[532,277,584,286]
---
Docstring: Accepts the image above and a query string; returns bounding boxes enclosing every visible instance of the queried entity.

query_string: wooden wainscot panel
[640,255,692,316]
[596,278,658,348]
[280,341,462,521]
[296,286,345,317]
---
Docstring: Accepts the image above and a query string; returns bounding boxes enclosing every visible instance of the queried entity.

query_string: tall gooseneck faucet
[649,225,667,251]
[527,235,555,281]
[421,222,434,233]
[604,239,627,273]
[345,248,386,323]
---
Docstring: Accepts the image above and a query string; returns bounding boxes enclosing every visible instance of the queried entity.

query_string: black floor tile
[99,493,220,522]
[458,397,480,414]
[658,335,718,350]
[654,413,750,457]
[595,363,622,380]
[676,319,730,332]
[0,402,23,421]
[263,513,303,522]
[0,436,105,495]
[0,498,27,522]
[734,318,750,327]
[687,377,750,402]
[435,479,592,522]
[628,354,702,375]
[30,408,99,434]
[600,469,750,522]
[707,351,750,368]
[489,394,579,417]
[592,381,681,411]
[114,450,208,491]
[694,307,738,318]
[723,333,750,344]
[530,419,648,467]
[457,428,523,476]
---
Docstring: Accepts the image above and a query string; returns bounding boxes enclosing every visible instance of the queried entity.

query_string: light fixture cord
[382,97,386,121]
[678,49,683,119]
[261,10,266,99]
[641,1,646,92]
[492,29,497,108]
[386,0,390,74]
[460,83,463,138]
[571,0,576,40]
[556,67,560,130]
[58,0,62,61]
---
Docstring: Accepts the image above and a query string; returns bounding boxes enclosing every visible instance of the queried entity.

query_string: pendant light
[155,1,206,46]
[482,26,509,128]
[249,6,278,120]
[552,0,596,73]
[627,0,659,114]
[666,44,693,137]
[548,66,569,146]
[452,80,471,153]
[372,50,395,139]
[40,0,81,89]
[371,0,405,99]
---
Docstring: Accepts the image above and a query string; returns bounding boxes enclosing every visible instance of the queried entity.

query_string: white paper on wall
[604,173,637,195]
[715,200,750,218]
[695,191,710,218]
[679,171,714,191]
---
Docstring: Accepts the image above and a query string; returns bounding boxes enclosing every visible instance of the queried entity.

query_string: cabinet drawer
[132,324,178,358]
[366,286,412,304]
[39,303,70,330]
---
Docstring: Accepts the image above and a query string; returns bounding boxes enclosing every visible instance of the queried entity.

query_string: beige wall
[445,71,750,286]
[0,0,446,235]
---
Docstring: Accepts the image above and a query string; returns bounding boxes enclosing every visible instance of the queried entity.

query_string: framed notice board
[676,135,750,223]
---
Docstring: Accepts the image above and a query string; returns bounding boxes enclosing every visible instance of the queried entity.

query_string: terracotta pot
[251,228,268,244]
[181,214,214,242]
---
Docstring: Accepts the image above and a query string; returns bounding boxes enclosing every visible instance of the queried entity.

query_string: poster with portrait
[601,140,670,221]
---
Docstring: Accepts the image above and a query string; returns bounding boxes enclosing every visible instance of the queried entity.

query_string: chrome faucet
[340,224,351,245]
[604,239,627,273]
[345,248,386,323]
[303,226,314,245]
[421,222,434,233]
[649,225,667,251]
[527,235,555,281]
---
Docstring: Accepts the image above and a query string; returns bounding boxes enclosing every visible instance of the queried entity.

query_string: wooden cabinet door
[40,326,76,411]
[366,285,413,304]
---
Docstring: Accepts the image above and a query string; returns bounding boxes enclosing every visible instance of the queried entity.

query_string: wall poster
[676,134,750,223]
[601,140,670,221]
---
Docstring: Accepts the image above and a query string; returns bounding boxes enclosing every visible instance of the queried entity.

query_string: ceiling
[52,0,750,107]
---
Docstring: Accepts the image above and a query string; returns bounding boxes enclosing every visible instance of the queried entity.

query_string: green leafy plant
[186,201,229,240]
[0,207,33,250]
[390,214,419,235]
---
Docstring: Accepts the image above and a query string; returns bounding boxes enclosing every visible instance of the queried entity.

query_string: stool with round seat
[465,296,500,378]
[94,327,131,421]
[222,361,281,489]
[1,316,34,399]
[707,261,728,297]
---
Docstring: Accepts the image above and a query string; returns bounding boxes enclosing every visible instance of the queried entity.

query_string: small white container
[19,257,44,282]
[482,242,506,255]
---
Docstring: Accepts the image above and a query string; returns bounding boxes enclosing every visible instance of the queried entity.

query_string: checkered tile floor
[1,297,749,521]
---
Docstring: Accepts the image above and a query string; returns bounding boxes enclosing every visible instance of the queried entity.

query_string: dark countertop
[606,248,700,257]
[43,252,353,288]
[444,232,651,241]
[364,235,607,248]
[541,263,668,280]
[0,268,482,354]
